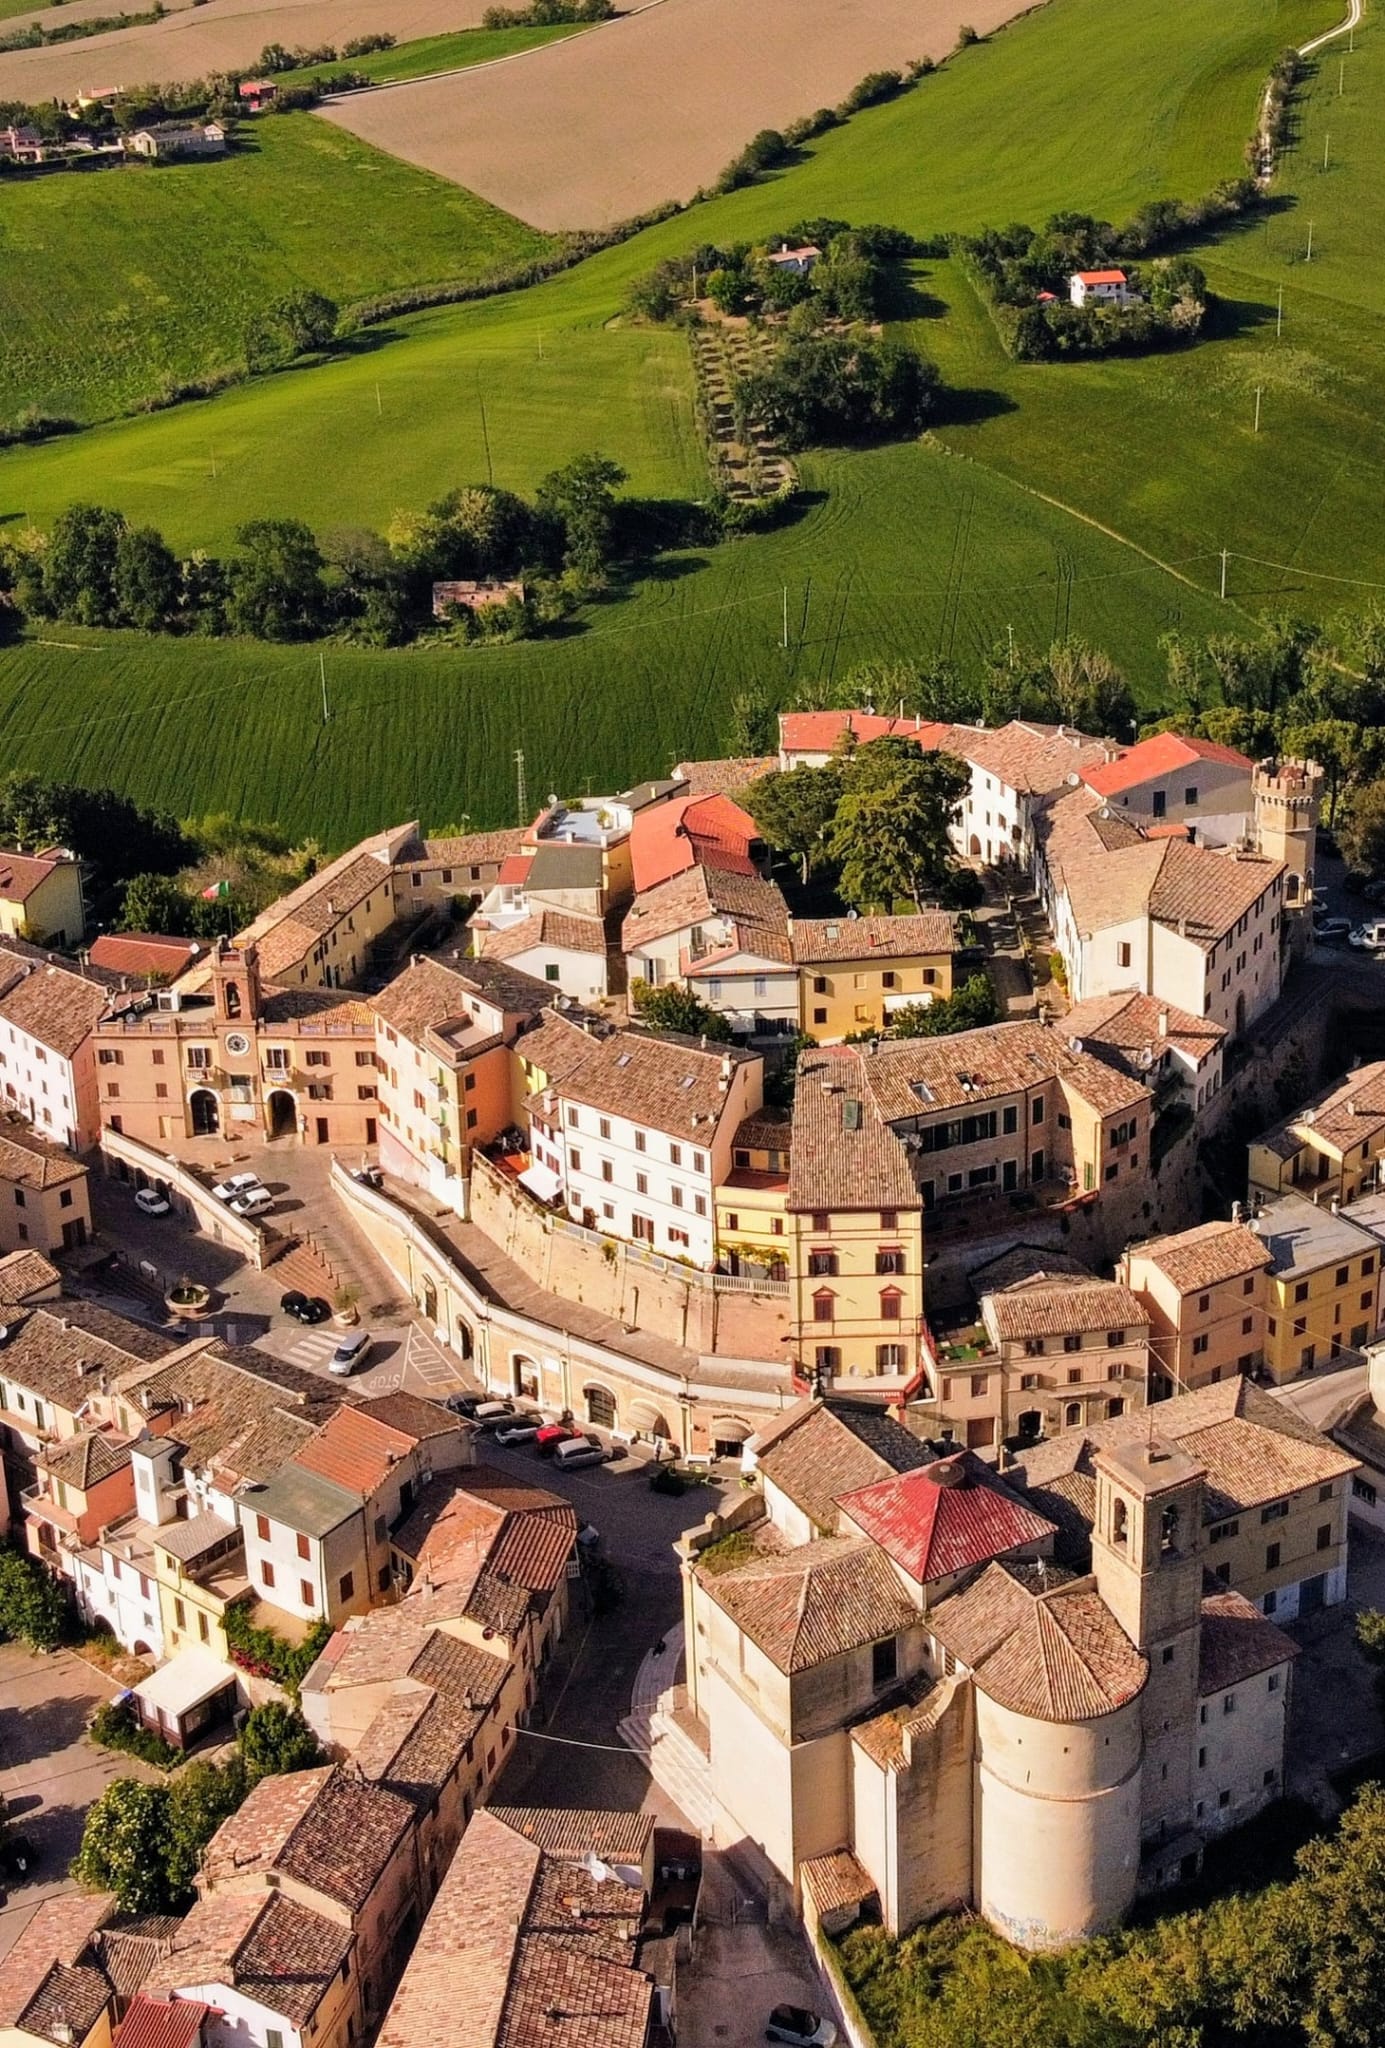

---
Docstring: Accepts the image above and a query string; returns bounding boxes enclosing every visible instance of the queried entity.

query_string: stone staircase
[272,1234,343,1304]
[617,1624,716,1834]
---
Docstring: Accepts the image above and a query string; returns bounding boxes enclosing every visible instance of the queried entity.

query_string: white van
[329,1331,373,1376]
[1350,921,1385,951]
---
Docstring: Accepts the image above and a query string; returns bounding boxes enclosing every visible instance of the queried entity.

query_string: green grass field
[272,22,585,89]
[0,115,553,425]
[0,0,1371,842]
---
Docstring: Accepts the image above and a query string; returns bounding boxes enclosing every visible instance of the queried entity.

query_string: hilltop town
[0,706,1384,2046]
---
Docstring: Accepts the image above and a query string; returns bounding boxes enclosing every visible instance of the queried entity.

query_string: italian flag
[201,880,231,901]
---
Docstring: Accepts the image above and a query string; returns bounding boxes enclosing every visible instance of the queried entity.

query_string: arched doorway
[512,1354,539,1400]
[267,1089,297,1139]
[1234,991,1246,1036]
[190,1089,219,1136]
[584,1384,617,1430]
[455,1317,474,1361]
[421,1276,438,1323]
[969,834,982,857]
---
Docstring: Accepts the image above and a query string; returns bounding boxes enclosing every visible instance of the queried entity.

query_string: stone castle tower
[1253,758,1324,939]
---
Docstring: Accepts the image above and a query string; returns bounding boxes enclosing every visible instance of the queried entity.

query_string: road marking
[284,1331,339,1368]
[405,1325,465,1388]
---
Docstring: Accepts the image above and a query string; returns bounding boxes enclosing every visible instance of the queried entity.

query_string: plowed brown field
[0,0,492,99]
[319,0,1038,229]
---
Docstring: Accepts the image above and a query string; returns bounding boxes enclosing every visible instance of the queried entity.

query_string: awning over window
[628,1400,672,1438]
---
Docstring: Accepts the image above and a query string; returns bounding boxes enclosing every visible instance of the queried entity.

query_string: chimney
[1157,1009,1169,1037]
[1232,1199,1243,1224]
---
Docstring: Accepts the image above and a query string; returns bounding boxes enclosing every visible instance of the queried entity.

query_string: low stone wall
[99,1127,271,1270]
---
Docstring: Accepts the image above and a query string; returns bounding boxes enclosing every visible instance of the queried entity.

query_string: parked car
[766,2009,838,2047]
[1349,922,1385,951]
[553,1434,609,1471]
[495,1417,544,1446]
[470,1400,518,1431]
[212,1173,262,1204]
[535,1422,579,1457]
[444,1391,490,1418]
[134,1187,171,1217]
[1363,879,1385,904]
[351,1165,384,1189]
[228,1186,274,1217]
[281,1291,331,1325]
[1314,917,1352,942]
[329,1331,373,1377]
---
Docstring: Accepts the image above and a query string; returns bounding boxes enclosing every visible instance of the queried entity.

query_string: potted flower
[333,1286,360,1327]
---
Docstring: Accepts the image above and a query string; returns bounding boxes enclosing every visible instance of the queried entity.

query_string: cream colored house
[793,912,957,1041]
[1249,1059,1385,1207]
[0,1125,90,1253]
[0,848,84,949]
[686,1398,1305,1946]
[0,945,110,1150]
[975,1271,1150,1446]
[622,864,796,1034]
[1120,1218,1272,1397]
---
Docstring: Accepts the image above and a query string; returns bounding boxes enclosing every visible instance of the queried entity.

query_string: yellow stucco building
[792,912,957,1042]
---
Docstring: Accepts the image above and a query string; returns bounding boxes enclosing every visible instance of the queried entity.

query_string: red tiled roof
[292,1403,421,1497]
[88,935,201,979]
[1074,269,1127,285]
[628,792,761,893]
[0,849,69,905]
[836,1453,1057,1584]
[113,1996,212,2048]
[1082,732,1253,799]
[778,711,954,756]
[497,855,532,886]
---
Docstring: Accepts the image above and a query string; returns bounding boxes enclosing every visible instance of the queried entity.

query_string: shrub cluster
[628,218,917,326]
[89,1697,182,1770]
[223,1605,332,1693]
[0,1543,70,1651]
[961,210,1211,361]
[736,329,940,449]
[0,2,164,55]
[1253,47,1306,172]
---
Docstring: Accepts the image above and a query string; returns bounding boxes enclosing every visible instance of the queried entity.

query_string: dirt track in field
[0,0,492,99]
[319,0,1039,229]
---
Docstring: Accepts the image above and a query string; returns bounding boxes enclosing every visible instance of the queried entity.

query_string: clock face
[224,1032,251,1057]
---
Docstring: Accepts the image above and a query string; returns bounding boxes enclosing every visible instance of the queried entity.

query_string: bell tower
[210,939,264,1025]
[1253,757,1323,936]
[1091,1436,1207,1841]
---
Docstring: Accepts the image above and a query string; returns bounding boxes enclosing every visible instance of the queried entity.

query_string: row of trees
[744,736,971,910]
[2,457,632,649]
[73,1702,324,1913]
[0,771,189,895]
[843,1779,1385,2048]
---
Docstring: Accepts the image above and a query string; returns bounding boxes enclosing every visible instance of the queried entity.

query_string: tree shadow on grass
[879,271,948,323]
[935,385,1019,430]
[1204,293,1279,342]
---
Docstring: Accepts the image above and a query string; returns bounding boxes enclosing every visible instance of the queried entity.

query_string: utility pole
[1220,549,1229,601]
[1254,386,1263,434]
[1277,283,1284,337]
[375,382,382,417]
[1007,622,1015,669]
[319,650,330,723]
[478,385,493,486]
[1323,132,1330,171]
[781,585,789,650]
[1306,220,1315,261]
[514,749,527,826]
[1340,58,1346,93]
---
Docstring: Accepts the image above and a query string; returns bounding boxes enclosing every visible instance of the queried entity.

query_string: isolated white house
[1069,268,1132,308]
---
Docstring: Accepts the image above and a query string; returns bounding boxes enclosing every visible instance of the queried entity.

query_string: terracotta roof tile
[112,1994,213,2048]
[475,912,608,962]
[1012,1377,1357,1518]
[857,1018,1148,1126]
[1126,1219,1272,1293]
[791,912,957,964]
[982,1275,1148,1343]
[0,954,111,1058]
[418,829,527,870]
[672,756,776,796]
[837,1454,1057,1584]
[488,1808,653,1864]
[1197,1588,1298,1695]
[144,1893,350,2026]
[292,1403,425,1497]
[1082,732,1252,799]
[788,1047,920,1214]
[621,865,790,961]
[0,848,73,906]
[930,1561,1147,1720]
[754,1400,934,1532]
[40,1430,131,1490]
[629,791,762,893]
[698,1534,918,1673]
[1059,989,1225,1072]
[0,1125,88,1191]
[0,1248,60,1301]
[522,1012,757,1138]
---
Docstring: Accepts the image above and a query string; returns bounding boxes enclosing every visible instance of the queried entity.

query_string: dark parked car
[0,1831,38,1882]
[281,1291,332,1325]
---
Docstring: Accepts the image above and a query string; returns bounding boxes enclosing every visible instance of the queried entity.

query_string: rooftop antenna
[515,749,528,825]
